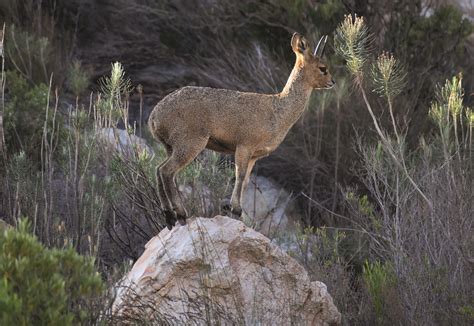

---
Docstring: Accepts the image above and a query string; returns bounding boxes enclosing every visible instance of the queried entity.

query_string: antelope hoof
[177,213,187,226]
[231,207,242,220]
[163,210,177,230]
[220,198,232,215]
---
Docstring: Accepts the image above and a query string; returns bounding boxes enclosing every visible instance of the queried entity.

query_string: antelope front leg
[230,147,252,219]
[241,158,256,200]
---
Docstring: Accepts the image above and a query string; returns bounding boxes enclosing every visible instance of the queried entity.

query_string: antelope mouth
[325,80,336,89]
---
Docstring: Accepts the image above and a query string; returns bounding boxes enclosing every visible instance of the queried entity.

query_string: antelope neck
[275,60,313,129]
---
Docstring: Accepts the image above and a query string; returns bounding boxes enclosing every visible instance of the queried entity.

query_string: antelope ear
[291,32,309,55]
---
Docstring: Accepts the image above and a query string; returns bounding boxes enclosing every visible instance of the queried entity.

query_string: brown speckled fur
[148,33,334,228]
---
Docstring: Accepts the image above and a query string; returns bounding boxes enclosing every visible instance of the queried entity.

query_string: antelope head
[291,32,335,89]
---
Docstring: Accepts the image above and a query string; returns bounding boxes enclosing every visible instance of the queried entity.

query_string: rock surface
[97,127,153,156]
[113,215,341,325]
[242,175,299,238]
[178,175,300,239]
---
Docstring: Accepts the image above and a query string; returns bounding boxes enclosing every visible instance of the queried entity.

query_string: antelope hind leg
[156,150,177,229]
[159,137,208,227]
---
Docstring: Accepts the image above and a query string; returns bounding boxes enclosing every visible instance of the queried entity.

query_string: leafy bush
[3,70,50,158]
[363,261,398,324]
[67,60,90,98]
[3,25,52,84]
[0,219,103,325]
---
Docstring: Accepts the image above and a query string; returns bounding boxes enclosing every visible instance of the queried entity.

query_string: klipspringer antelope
[149,32,335,229]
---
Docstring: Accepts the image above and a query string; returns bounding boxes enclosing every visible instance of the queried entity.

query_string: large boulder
[113,215,341,325]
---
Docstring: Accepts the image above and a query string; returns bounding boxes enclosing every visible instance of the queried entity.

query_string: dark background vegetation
[0,0,473,324]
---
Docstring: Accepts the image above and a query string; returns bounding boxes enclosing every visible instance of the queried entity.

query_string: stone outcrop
[113,215,341,325]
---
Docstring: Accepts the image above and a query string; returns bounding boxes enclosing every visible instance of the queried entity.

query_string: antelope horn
[320,35,328,57]
[314,35,328,57]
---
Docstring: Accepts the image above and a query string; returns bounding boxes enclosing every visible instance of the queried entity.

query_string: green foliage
[311,226,346,266]
[97,62,132,128]
[287,225,347,270]
[438,73,464,118]
[401,5,473,57]
[335,15,370,76]
[467,108,474,128]
[311,0,346,34]
[67,60,90,97]
[4,25,52,84]
[100,62,132,99]
[109,141,168,232]
[430,74,468,159]
[181,151,233,190]
[6,150,31,183]
[459,304,474,321]
[4,70,49,157]
[280,0,308,27]
[363,260,397,323]
[0,219,103,325]
[4,151,39,218]
[371,52,407,99]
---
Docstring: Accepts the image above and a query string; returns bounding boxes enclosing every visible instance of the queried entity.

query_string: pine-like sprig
[100,62,132,98]
[430,74,464,125]
[371,52,407,99]
[334,14,371,76]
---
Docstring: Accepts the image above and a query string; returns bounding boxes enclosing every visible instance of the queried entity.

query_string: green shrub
[0,219,103,325]
[3,25,52,84]
[67,60,90,98]
[4,70,49,158]
[363,260,397,323]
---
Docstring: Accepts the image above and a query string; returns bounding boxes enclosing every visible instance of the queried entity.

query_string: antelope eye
[319,66,327,74]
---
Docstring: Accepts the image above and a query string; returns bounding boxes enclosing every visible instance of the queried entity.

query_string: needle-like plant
[100,62,132,99]
[441,74,463,155]
[97,62,132,129]
[67,60,90,98]
[467,108,474,161]
[371,52,407,99]
[430,74,466,160]
[334,15,370,78]
[335,15,432,209]
[371,52,407,140]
